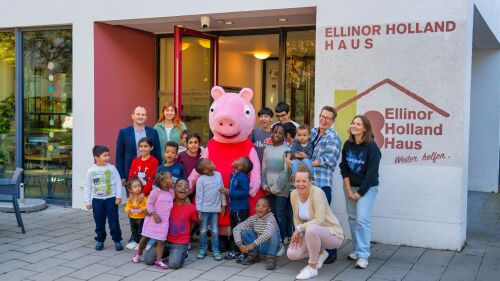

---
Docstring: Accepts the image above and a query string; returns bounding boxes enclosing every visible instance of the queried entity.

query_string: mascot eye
[210,103,216,113]
[243,105,252,117]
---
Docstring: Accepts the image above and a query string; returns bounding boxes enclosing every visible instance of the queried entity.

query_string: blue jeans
[268,195,289,240]
[346,186,378,259]
[144,242,188,269]
[199,212,219,252]
[320,186,336,258]
[241,230,280,256]
[92,197,122,242]
[291,158,314,175]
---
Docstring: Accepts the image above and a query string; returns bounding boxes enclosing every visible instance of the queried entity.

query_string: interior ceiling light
[176,24,184,27]
[181,42,191,51]
[253,52,271,60]
[277,18,288,22]
[224,21,233,25]
[216,20,225,24]
[198,39,211,49]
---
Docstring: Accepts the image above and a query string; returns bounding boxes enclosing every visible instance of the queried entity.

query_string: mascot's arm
[187,148,209,193]
[248,148,261,197]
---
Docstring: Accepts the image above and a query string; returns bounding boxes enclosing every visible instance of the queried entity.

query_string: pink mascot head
[209,86,256,143]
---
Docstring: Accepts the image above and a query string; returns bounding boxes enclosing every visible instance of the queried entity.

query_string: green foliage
[0,32,15,66]
[0,95,15,134]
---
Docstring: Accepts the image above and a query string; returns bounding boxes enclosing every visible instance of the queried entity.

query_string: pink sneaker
[154,260,169,270]
[132,252,142,263]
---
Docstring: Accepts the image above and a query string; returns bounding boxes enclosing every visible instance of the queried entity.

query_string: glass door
[285,30,315,125]
[173,26,218,145]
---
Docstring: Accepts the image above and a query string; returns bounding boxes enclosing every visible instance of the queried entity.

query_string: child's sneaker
[126,241,138,250]
[132,252,142,263]
[154,260,169,270]
[235,253,246,264]
[197,249,207,259]
[265,256,276,270]
[95,242,104,250]
[224,251,237,260]
[276,242,286,256]
[242,253,258,265]
[115,242,124,251]
[213,250,223,261]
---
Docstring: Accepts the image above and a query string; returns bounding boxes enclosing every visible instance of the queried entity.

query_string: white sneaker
[355,257,368,269]
[134,244,139,251]
[317,250,329,269]
[276,242,286,257]
[296,266,318,280]
[348,252,358,260]
[126,241,138,250]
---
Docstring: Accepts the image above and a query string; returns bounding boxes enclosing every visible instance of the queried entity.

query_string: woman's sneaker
[154,260,169,270]
[213,250,223,261]
[95,242,104,250]
[317,250,329,269]
[355,258,369,269]
[126,241,138,250]
[296,265,318,280]
[348,252,358,260]
[197,249,206,259]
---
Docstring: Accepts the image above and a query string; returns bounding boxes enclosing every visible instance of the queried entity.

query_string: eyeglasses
[319,114,333,120]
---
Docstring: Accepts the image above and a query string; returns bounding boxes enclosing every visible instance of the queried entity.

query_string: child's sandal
[132,252,142,263]
[154,260,169,270]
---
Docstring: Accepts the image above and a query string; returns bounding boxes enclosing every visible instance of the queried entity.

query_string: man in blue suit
[115,106,162,186]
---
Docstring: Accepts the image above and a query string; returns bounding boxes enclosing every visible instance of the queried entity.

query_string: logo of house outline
[335,78,450,117]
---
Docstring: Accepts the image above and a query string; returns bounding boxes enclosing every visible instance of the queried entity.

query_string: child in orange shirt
[125,178,147,250]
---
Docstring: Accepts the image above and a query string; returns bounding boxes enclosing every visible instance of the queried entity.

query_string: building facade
[0,0,499,250]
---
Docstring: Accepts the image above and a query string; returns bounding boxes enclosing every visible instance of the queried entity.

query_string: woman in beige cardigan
[287,166,344,280]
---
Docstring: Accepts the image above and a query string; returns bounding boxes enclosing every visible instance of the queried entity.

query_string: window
[23,29,72,203]
[0,32,16,178]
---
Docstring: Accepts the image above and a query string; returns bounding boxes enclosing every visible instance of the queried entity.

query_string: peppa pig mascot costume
[188,86,263,237]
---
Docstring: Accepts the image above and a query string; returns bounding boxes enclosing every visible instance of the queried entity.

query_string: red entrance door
[173,26,218,143]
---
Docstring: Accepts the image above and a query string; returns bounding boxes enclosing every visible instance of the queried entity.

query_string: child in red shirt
[128,137,159,196]
[142,178,199,269]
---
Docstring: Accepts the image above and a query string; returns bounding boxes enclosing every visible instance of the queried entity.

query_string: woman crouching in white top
[287,165,344,280]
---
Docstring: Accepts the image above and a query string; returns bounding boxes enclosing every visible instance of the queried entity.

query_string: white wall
[469,49,500,192]
[315,0,473,250]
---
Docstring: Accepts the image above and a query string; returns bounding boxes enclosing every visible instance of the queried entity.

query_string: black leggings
[229,210,249,252]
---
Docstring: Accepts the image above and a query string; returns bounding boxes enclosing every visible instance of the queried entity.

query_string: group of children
[84,116,306,270]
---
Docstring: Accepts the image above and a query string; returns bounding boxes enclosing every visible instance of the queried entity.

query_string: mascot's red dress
[189,86,264,235]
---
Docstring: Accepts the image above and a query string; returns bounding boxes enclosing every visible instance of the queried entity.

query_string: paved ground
[0,191,499,281]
